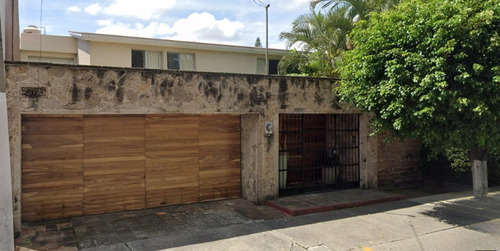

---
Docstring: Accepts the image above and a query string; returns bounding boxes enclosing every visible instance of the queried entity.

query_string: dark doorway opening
[279,114,360,196]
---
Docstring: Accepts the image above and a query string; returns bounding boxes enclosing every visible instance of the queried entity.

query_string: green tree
[280,0,398,77]
[254,37,262,47]
[310,0,371,21]
[339,0,500,197]
[310,0,399,18]
[279,9,353,77]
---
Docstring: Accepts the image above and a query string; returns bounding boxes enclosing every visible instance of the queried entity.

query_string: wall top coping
[5,61,340,83]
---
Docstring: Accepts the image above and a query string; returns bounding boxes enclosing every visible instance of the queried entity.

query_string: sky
[19,0,312,49]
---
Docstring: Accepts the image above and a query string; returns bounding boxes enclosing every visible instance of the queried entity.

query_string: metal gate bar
[279,114,360,196]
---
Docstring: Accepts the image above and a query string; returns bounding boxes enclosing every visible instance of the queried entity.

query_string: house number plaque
[21,87,47,98]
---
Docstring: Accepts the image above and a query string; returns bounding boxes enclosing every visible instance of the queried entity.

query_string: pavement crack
[409,222,425,251]
[373,225,460,248]
[124,242,133,250]
[291,241,307,250]
[257,221,308,251]
[417,225,460,237]
[384,212,416,218]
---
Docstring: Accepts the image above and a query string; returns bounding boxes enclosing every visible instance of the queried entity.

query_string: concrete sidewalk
[15,198,287,250]
[15,186,500,250]
[80,188,500,251]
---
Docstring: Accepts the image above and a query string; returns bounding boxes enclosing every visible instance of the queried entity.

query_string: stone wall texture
[6,62,367,230]
[5,62,422,231]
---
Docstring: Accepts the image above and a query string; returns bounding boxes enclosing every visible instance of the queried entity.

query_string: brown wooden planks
[21,114,242,220]
[83,115,146,214]
[198,115,241,201]
[145,115,200,207]
[22,116,84,221]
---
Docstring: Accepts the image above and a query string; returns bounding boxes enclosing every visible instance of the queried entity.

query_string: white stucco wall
[195,50,260,74]
[0,93,14,251]
[89,41,131,67]
[20,33,77,53]
[20,33,77,62]
[77,39,90,65]
[1,1,15,249]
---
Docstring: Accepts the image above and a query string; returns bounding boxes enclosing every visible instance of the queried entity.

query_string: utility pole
[253,0,270,75]
[265,4,270,75]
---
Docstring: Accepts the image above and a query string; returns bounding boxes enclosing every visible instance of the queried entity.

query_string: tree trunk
[469,148,488,198]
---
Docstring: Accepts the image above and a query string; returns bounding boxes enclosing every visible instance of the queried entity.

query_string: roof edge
[69,31,289,56]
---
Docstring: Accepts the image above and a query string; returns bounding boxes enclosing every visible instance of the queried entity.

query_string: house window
[167,52,195,70]
[28,56,75,65]
[257,58,280,74]
[131,50,163,69]
[257,58,266,74]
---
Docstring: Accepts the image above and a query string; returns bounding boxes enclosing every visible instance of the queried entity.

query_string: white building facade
[20,29,288,75]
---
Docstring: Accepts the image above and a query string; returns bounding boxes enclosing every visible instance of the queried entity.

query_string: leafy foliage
[489,152,500,184]
[310,0,371,21]
[254,37,262,47]
[310,0,400,16]
[339,0,500,156]
[279,0,400,77]
[279,9,353,77]
[423,148,500,185]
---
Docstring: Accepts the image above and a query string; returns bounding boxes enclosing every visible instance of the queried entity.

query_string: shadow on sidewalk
[420,192,500,235]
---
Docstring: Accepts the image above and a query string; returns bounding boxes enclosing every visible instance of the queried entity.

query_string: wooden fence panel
[22,116,84,221]
[22,114,241,220]
[145,115,199,207]
[198,115,241,201]
[83,115,146,214]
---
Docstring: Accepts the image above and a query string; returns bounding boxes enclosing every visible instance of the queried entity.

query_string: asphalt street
[83,189,500,251]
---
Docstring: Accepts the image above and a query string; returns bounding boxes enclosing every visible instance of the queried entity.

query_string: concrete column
[77,39,91,65]
[259,112,279,203]
[472,160,488,198]
[241,114,262,203]
[0,93,14,251]
[359,113,378,189]
[240,113,279,204]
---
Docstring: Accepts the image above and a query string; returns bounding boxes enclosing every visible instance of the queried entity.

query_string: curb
[267,195,408,216]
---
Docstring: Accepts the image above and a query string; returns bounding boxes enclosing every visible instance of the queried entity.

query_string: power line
[252,0,266,7]
[245,1,309,36]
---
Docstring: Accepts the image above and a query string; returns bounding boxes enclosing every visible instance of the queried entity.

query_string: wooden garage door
[21,114,241,221]
[84,115,146,214]
[22,115,84,221]
[145,115,200,207]
[198,115,241,201]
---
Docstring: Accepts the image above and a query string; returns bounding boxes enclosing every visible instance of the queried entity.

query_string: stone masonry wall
[6,62,373,231]
[6,62,424,231]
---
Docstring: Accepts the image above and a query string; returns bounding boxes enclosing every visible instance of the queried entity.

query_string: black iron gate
[279,114,360,196]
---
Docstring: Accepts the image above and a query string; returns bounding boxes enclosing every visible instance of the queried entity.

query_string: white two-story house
[20,26,288,74]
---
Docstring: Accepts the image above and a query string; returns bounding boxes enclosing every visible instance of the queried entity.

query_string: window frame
[167,52,195,70]
[131,49,163,69]
[257,58,280,75]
